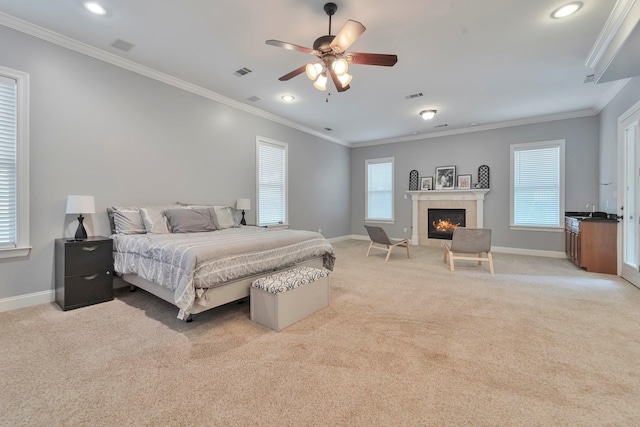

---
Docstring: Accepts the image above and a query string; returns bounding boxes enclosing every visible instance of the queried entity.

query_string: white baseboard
[491,246,566,259]
[327,235,362,243]
[346,235,566,258]
[0,290,55,313]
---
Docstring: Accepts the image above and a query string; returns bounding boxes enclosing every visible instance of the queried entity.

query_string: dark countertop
[565,211,618,222]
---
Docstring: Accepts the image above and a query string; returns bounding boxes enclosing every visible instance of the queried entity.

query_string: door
[620,103,640,287]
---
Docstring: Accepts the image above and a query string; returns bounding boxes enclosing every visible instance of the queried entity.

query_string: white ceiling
[0,0,623,146]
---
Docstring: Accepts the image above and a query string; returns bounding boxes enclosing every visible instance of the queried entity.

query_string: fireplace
[428,208,466,240]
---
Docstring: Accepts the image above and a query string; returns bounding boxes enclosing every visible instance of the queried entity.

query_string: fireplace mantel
[406,189,490,245]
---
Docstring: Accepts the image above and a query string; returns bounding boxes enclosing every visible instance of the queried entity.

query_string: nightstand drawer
[64,240,112,276]
[63,270,113,310]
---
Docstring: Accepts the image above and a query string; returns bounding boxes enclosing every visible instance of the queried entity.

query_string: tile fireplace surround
[407,189,490,246]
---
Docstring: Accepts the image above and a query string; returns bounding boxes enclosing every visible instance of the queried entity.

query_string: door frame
[617,98,640,281]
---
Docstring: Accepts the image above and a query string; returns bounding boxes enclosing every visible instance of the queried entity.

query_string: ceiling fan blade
[347,52,398,67]
[266,39,318,55]
[330,20,366,53]
[328,67,350,92]
[278,64,307,81]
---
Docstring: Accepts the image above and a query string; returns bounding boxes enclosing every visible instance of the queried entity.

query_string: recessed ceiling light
[551,2,582,19]
[419,109,437,120]
[281,95,295,102]
[84,2,107,15]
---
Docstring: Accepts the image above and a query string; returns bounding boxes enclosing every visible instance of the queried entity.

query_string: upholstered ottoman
[250,266,330,331]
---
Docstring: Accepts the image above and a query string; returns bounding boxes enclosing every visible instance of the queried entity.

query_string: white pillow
[213,206,238,229]
[140,204,181,233]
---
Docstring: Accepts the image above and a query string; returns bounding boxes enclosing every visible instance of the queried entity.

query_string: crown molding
[0,12,349,147]
[585,0,636,68]
[351,110,597,148]
[592,78,631,113]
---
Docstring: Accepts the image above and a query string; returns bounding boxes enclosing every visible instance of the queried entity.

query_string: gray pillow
[164,207,217,233]
[111,207,146,234]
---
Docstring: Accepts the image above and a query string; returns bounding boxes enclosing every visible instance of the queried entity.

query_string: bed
[109,204,335,320]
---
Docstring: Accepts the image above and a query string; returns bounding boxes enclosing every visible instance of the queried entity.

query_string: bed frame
[122,256,324,321]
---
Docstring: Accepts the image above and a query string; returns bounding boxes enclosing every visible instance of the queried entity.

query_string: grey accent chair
[364,225,411,262]
[443,228,494,273]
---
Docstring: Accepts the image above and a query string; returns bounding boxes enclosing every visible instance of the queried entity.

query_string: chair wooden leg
[443,245,448,263]
[405,241,411,259]
[449,254,455,271]
[478,253,482,265]
[488,252,494,274]
[385,245,392,262]
[366,241,374,257]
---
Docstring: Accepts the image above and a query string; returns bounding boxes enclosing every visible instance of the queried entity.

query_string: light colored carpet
[2,240,640,426]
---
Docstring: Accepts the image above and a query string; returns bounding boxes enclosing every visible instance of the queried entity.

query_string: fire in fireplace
[428,208,466,240]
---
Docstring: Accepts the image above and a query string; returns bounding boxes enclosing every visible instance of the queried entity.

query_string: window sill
[365,219,395,224]
[0,246,32,259]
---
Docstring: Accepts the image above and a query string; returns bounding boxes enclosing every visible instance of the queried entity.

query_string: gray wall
[0,26,350,300]
[598,77,640,212]
[351,116,600,252]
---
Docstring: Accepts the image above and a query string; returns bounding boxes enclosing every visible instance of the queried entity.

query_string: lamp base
[74,214,88,240]
[240,210,247,226]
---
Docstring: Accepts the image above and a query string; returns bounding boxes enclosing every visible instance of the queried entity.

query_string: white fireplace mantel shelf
[406,189,490,201]
[406,189,490,245]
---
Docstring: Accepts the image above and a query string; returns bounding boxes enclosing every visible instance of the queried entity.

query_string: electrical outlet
[404,194,407,199]
[403,228,408,233]
[318,229,322,234]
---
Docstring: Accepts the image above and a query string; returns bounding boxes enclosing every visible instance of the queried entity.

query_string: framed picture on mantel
[457,174,472,190]
[420,176,433,191]
[435,166,455,190]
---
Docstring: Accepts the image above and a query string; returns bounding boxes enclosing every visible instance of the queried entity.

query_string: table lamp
[66,195,95,240]
[236,198,251,225]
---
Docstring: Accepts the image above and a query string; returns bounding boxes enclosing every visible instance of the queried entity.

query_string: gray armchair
[443,228,494,273]
[364,225,411,262]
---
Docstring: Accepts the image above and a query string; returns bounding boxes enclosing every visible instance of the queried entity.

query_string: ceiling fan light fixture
[332,58,349,76]
[337,73,352,88]
[313,73,328,91]
[305,63,323,81]
[420,109,437,120]
[551,2,583,19]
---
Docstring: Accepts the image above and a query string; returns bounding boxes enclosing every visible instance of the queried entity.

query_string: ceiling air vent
[434,124,448,128]
[405,92,424,100]
[584,74,595,83]
[247,95,263,102]
[234,67,253,77]
[111,39,135,52]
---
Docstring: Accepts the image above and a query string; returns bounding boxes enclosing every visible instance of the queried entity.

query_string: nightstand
[55,236,113,311]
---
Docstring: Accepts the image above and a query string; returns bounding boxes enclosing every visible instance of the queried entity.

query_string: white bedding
[112,227,335,317]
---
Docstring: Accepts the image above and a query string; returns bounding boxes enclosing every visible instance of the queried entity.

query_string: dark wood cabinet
[55,236,113,310]
[565,217,617,274]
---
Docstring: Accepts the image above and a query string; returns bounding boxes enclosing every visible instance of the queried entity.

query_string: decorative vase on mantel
[478,165,490,189]
[409,170,419,191]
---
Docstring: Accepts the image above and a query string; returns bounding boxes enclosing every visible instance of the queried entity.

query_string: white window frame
[365,157,395,223]
[256,136,288,227]
[510,139,565,232]
[0,66,30,259]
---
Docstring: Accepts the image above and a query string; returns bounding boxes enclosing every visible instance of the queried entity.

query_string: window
[510,140,565,230]
[0,66,30,258]
[366,157,394,222]
[256,136,287,226]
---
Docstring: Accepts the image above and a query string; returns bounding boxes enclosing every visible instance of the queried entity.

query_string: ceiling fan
[265,2,398,92]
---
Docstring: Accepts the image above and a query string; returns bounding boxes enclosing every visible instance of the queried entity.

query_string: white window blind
[257,138,287,226]
[0,75,17,247]
[366,157,394,222]
[511,140,565,229]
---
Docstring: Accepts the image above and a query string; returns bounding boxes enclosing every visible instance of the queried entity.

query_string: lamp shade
[66,195,95,214]
[236,198,251,210]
